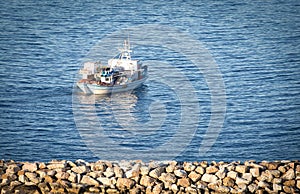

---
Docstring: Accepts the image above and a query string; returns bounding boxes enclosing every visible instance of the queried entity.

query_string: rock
[200,161,208,168]
[297,180,300,189]
[116,178,135,189]
[188,171,201,182]
[140,166,150,175]
[149,167,164,179]
[97,177,111,185]
[71,165,89,174]
[201,174,218,183]
[206,166,218,174]
[36,170,47,178]
[47,161,67,170]
[272,178,282,184]
[278,166,286,173]
[47,170,56,177]
[248,183,258,193]
[159,172,177,184]
[258,180,270,189]
[68,172,77,183]
[196,180,208,190]
[268,170,281,178]
[283,185,295,193]
[282,168,295,180]
[208,182,218,191]
[242,173,253,182]
[267,162,280,170]
[217,185,230,193]
[236,177,250,185]
[223,177,235,187]
[216,167,226,179]
[227,171,238,180]
[186,186,198,194]
[250,167,260,178]
[22,163,38,172]
[67,183,85,193]
[104,167,115,178]
[92,162,106,172]
[273,183,282,191]
[49,182,65,192]
[80,175,99,186]
[44,175,55,183]
[296,164,300,173]
[38,162,47,169]
[152,183,163,194]
[171,183,179,192]
[25,172,37,180]
[259,170,273,182]
[140,175,155,187]
[174,169,187,178]
[10,180,22,187]
[113,166,124,178]
[235,165,248,174]
[177,177,190,187]
[195,166,205,175]
[166,164,175,173]
[18,174,29,183]
[283,180,295,187]
[183,162,196,172]
[6,164,21,174]
[38,182,51,193]
[125,164,140,178]
[55,171,70,180]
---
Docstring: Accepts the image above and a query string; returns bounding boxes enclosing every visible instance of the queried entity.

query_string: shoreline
[0,159,299,193]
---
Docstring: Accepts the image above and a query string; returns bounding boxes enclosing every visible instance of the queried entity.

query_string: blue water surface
[0,0,299,162]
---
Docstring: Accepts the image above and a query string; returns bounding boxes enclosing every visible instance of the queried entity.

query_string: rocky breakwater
[0,159,299,194]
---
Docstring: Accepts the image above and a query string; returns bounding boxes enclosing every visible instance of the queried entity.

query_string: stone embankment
[0,159,299,193]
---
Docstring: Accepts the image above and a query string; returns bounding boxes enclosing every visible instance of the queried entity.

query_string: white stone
[174,169,187,178]
[201,174,218,183]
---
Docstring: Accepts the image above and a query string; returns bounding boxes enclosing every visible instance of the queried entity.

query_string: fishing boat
[77,39,148,94]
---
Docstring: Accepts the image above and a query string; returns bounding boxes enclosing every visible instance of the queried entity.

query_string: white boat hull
[77,77,147,95]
